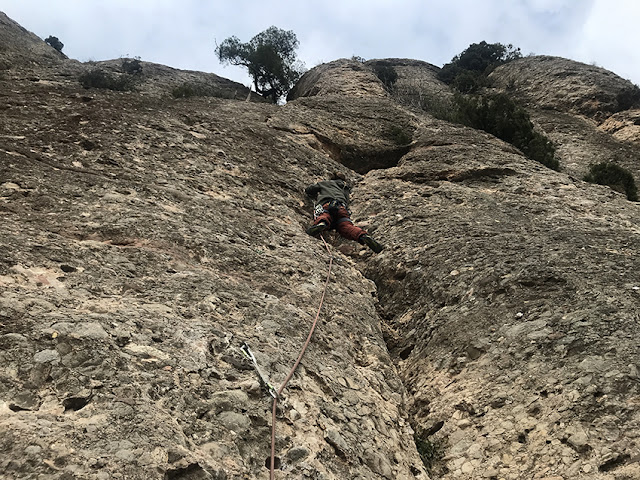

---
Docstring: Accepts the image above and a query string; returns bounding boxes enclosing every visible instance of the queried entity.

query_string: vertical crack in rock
[350,116,640,478]
[356,262,447,477]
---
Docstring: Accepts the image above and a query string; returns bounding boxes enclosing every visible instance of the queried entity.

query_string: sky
[1,0,639,89]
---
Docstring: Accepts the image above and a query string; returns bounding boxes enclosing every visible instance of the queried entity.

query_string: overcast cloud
[1,1,639,88]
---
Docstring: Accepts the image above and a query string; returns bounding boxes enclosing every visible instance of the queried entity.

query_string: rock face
[489,56,636,119]
[0,17,425,480]
[490,56,640,180]
[366,58,451,112]
[2,13,640,480]
[600,109,640,145]
[0,12,66,67]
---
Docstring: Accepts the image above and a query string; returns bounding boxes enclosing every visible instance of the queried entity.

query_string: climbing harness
[314,200,350,219]
[268,233,334,480]
[313,200,353,233]
[240,342,278,399]
[326,199,348,214]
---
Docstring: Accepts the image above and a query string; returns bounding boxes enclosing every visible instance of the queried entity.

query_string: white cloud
[577,0,640,83]
[0,0,638,86]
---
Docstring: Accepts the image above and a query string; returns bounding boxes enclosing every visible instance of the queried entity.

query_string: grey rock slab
[33,349,60,364]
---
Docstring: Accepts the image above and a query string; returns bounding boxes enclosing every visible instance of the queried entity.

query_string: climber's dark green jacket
[305,179,351,206]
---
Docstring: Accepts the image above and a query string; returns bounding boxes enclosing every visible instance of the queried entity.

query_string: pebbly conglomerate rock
[292,58,640,479]
[2,12,640,480]
[489,56,637,120]
[0,15,426,480]
[355,125,640,479]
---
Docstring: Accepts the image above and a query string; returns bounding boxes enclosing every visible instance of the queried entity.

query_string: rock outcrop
[489,56,636,120]
[600,109,640,145]
[0,17,425,480]
[2,13,640,480]
[0,12,66,67]
[487,56,640,181]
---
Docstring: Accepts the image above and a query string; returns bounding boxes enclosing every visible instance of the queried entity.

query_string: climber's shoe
[360,234,384,253]
[306,221,328,237]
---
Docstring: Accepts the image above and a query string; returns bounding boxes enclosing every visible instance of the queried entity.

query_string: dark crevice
[599,454,631,472]
[356,256,441,477]
[8,404,30,412]
[62,395,91,412]
[398,344,415,360]
[339,144,412,173]
[425,420,444,436]
[164,463,209,480]
[264,456,281,470]
[394,167,517,184]
[271,125,412,173]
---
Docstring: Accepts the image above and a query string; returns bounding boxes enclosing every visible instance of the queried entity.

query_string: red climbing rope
[270,234,333,480]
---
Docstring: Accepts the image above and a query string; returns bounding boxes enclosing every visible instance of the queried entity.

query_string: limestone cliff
[2,12,640,480]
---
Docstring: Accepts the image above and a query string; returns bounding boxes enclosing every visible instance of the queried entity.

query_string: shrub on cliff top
[121,57,143,75]
[439,41,522,93]
[615,85,640,112]
[79,69,136,91]
[372,62,398,90]
[45,35,64,52]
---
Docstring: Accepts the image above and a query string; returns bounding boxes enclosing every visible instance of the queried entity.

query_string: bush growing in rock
[584,162,638,201]
[372,62,398,90]
[414,93,456,119]
[615,85,640,112]
[78,69,136,91]
[121,57,143,75]
[428,92,558,170]
[414,433,446,475]
[452,70,487,94]
[387,125,412,145]
[452,93,558,170]
[171,82,235,99]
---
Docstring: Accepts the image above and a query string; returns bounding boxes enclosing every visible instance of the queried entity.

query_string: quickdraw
[240,342,278,399]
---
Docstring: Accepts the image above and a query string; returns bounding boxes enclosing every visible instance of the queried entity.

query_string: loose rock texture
[2,13,640,480]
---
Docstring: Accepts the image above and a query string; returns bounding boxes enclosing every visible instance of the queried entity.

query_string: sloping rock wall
[0,12,66,67]
[285,57,640,479]
[288,58,387,100]
[355,124,640,479]
[489,56,637,120]
[0,17,427,480]
[366,58,452,113]
[526,108,640,180]
[2,12,640,480]
[600,109,640,145]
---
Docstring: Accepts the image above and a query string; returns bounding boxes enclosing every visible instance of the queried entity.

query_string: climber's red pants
[313,203,367,241]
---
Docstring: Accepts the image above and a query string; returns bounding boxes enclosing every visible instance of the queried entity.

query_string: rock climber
[305,173,384,253]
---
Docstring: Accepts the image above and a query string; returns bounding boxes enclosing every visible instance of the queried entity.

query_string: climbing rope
[269,233,333,479]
